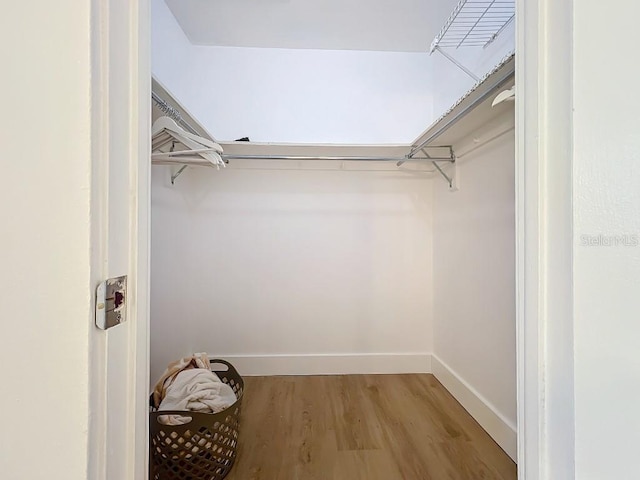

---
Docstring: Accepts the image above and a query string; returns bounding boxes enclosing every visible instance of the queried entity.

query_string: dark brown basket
[149,359,244,480]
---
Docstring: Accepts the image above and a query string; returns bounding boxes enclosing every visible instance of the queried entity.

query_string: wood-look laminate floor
[226,374,516,480]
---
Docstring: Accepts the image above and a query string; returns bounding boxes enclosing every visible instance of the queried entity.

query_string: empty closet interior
[150,0,517,476]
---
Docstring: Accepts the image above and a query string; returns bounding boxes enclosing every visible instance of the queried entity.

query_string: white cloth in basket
[158,368,237,425]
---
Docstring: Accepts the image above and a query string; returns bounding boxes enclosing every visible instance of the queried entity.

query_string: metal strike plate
[95,275,127,330]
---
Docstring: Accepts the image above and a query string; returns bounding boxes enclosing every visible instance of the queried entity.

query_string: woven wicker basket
[149,359,244,480]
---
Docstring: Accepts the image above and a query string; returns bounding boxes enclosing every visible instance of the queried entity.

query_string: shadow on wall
[151,164,434,215]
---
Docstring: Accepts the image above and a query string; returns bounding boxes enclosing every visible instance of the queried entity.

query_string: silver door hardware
[95,275,127,330]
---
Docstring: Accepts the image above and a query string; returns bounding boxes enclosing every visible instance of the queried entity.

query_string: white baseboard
[431,354,517,462]
[218,353,432,377]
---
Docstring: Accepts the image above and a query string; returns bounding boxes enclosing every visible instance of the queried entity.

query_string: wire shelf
[430,0,515,53]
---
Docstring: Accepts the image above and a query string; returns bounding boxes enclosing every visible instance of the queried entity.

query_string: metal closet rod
[221,154,453,162]
[152,91,200,136]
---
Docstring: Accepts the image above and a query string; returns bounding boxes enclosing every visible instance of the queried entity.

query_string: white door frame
[89,0,151,478]
[516,0,575,478]
[98,0,577,478]
[130,0,152,477]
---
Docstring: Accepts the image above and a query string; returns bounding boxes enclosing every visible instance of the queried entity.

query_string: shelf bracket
[429,147,458,191]
[432,46,480,82]
[433,161,459,191]
[167,140,188,184]
[171,165,188,184]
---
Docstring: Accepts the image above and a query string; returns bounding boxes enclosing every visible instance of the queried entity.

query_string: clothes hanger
[492,86,515,107]
[151,116,225,168]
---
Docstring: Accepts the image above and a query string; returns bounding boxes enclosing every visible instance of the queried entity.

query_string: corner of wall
[432,355,517,461]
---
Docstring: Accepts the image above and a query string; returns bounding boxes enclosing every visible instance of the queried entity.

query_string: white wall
[0,2,93,478]
[150,163,433,381]
[152,0,194,76]
[152,0,436,144]
[165,0,458,52]
[573,2,640,478]
[153,0,514,145]
[180,46,434,144]
[432,117,516,458]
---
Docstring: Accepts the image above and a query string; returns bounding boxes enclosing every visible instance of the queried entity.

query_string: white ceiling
[164,0,460,52]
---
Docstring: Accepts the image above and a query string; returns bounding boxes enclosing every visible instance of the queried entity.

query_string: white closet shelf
[150,80,450,178]
[151,52,514,189]
[220,142,411,160]
[430,0,515,52]
[409,52,515,154]
[400,53,514,190]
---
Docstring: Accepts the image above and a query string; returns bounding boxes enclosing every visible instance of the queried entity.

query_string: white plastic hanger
[151,116,225,168]
[492,86,516,107]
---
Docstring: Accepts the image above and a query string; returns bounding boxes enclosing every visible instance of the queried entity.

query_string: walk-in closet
[10,0,640,477]
[150,0,517,478]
